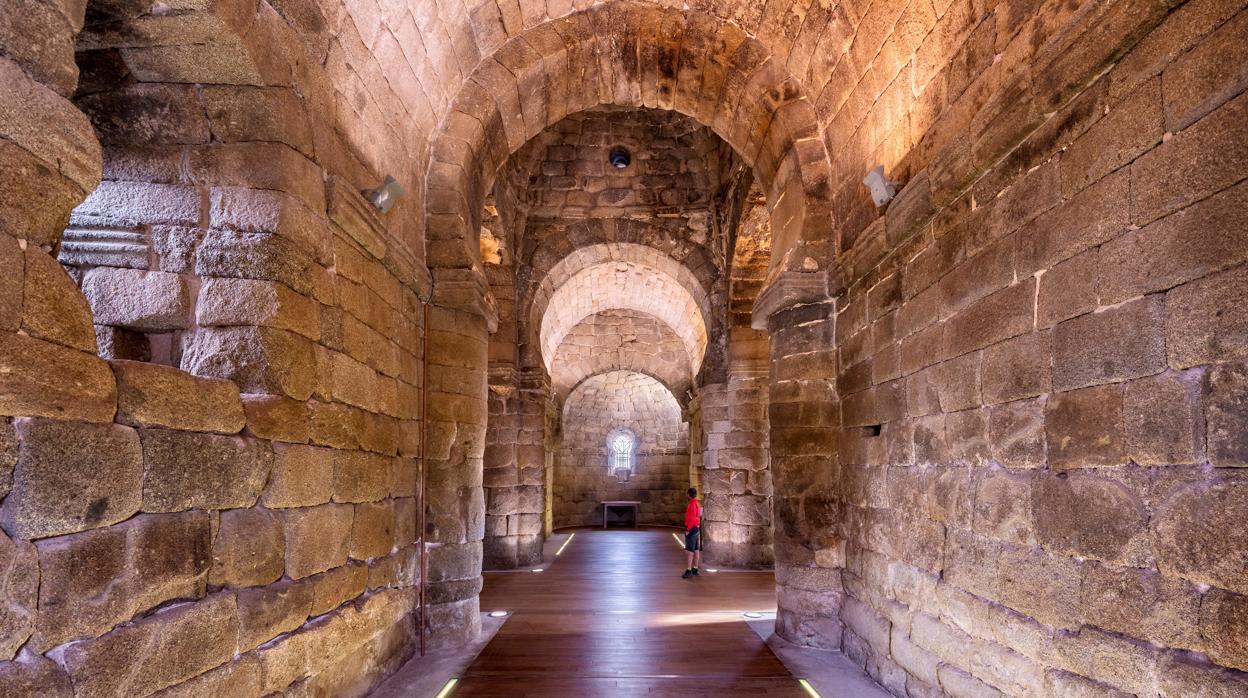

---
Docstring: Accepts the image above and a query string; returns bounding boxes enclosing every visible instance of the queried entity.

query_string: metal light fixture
[862,165,896,207]
[609,146,631,169]
[364,175,404,213]
[488,610,509,618]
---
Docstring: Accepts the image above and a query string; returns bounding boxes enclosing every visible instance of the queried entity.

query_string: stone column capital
[750,269,833,330]
[432,266,499,332]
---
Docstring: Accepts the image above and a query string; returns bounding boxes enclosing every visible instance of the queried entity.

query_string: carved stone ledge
[432,266,499,333]
[750,269,833,330]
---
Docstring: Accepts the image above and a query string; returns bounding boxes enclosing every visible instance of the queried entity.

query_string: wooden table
[601,500,640,528]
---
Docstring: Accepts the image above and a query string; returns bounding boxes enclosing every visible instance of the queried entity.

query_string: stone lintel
[432,266,499,333]
[751,269,833,330]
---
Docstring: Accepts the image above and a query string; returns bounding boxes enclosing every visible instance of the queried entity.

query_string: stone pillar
[698,373,773,568]
[753,271,843,649]
[482,368,548,568]
[424,268,495,647]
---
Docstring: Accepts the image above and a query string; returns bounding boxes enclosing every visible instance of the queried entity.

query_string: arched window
[607,428,635,480]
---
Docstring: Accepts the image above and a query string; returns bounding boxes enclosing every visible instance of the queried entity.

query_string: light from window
[607,429,635,479]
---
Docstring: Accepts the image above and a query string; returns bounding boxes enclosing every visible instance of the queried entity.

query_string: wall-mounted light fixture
[862,165,897,207]
[364,175,404,213]
[609,147,631,169]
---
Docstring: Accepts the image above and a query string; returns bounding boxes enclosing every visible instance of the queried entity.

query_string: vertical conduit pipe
[419,300,429,656]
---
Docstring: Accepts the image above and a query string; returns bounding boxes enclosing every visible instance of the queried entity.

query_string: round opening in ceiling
[608,147,631,169]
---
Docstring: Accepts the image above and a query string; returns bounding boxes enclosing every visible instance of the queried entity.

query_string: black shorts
[685,526,701,552]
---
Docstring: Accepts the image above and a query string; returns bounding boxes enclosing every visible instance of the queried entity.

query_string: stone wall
[554,371,691,528]
[762,1,1248,695]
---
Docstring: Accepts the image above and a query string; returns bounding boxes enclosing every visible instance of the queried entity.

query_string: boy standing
[682,487,701,578]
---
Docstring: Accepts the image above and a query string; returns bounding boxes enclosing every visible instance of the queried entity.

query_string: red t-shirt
[684,498,701,531]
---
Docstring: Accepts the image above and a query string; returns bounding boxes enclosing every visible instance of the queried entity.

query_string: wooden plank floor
[455,528,807,697]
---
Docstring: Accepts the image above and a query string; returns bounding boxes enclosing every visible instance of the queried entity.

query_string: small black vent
[863,424,883,437]
[609,147,631,169]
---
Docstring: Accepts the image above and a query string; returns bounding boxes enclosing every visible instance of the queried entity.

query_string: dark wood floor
[455,528,807,697]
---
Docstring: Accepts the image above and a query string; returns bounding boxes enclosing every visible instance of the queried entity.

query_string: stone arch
[422,2,833,276]
[549,309,693,406]
[534,250,710,376]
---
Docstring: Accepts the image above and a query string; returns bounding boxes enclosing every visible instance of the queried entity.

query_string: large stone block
[1034,470,1150,566]
[0,333,117,424]
[181,326,315,400]
[195,229,316,296]
[262,443,332,508]
[0,529,36,660]
[0,420,16,500]
[981,331,1051,405]
[241,393,310,443]
[236,580,313,652]
[1,418,142,539]
[281,503,352,579]
[1053,295,1166,391]
[0,653,73,698]
[1206,362,1248,467]
[1199,588,1248,672]
[211,508,284,588]
[1079,561,1201,651]
[988,398,1047,468]
[332,450,392,503]
[147,656,260,698]
[1153,473,1248,594]
[140,429,272,512]
[1045,384,1126,468]
[308,563,367,616]
[111,360,245,434]
[1165,264,1248,369]
[81,267,190,331]
[33,511,210,651]
[196,277,320,340]
[1123,372,1202,465]
[21,247,95,351]
[350,501,395,561]
[50,593,238,698]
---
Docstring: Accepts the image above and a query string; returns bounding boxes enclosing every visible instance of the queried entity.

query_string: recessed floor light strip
[434,677,459,698]
[799,678,821,697]
[671,532,684,548]
[556,533,576,556]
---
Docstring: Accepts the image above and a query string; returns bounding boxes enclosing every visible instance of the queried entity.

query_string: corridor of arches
[1,0,1246,696]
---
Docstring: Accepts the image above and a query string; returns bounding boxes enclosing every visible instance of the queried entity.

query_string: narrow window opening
[607,428,635,481]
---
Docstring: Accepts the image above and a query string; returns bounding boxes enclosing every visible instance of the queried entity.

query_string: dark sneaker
[691,568,700,576]
[682,569,693,579]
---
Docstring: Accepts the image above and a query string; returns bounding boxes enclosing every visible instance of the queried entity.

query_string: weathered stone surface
[1123,372,1202,465]
[1052,296,1167,392]
[332,450,392,503]
[1153,473,1248,594]
[197,277,320,340]
[0,418,142,539]
[50,593,239,698]
[236,580,312,652]
[0,529,36,660]
[20,247,95,351]
[1045,384,1126,469]
[1165,264,1248,369]
[0,333,117,424]
[210,508,284,588]
[1199,588,1248,672]
[181,326,315,400]
[1035,470,1151,566]
[350,501,395,561]
[0,420,15,499]
[111,359,245,434]
[1206,362,1248,467]
[33,511,210,651]
[149,656,261,698]
[241,393,310,443]
[0,235,23,332]
[0,652,73,697]
[140,429,272,512]
[981,332,1051,405]
[281,503,353,579]
[989,398,1047,468]
[262,443,333,508]
[308,562,368,616]
[81,267,190,331]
